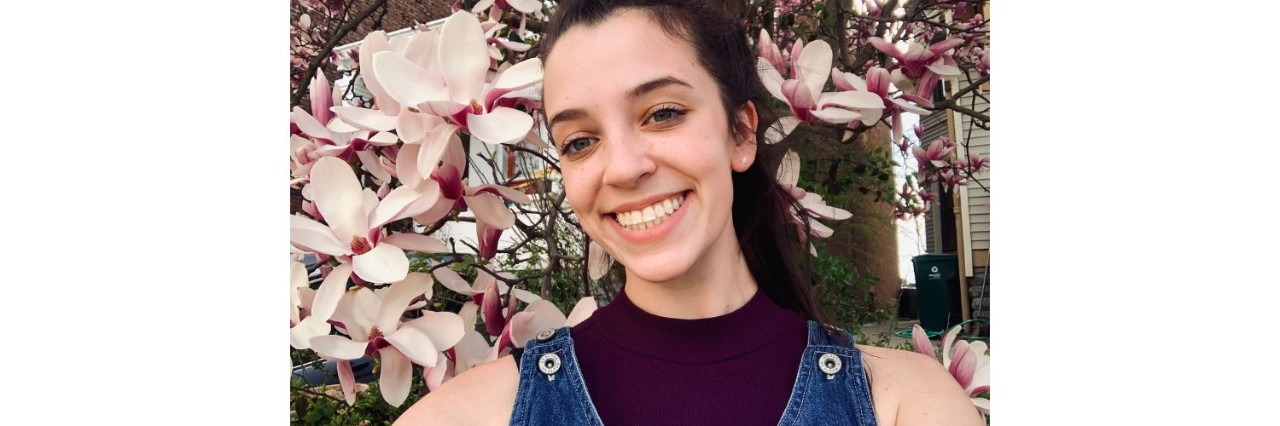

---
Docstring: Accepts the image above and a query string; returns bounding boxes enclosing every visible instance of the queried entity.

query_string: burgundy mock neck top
[568,288,810,425]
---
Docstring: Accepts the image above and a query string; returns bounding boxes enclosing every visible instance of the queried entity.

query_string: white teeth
[614,193,686,230]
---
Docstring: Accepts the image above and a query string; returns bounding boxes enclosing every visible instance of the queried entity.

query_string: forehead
[542,10,709,113]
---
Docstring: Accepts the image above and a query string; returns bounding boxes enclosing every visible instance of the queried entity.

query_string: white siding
[951,72,990,252]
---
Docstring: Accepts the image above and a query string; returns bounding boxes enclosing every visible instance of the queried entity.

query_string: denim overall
[509,321,878,425]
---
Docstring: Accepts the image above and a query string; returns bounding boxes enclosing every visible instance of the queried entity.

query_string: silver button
[536,328,556,341]
[818,353,842,379]
[538,353,562,381]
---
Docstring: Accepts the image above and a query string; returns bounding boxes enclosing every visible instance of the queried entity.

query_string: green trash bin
[912,253,963,334]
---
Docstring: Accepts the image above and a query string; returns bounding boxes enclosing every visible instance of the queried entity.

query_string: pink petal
[458,301,479,332]
[395,143,427,191]
[468,183,532,204]
[385,325,440,366]
[926,56,961,76]
[372,51,448,107]
[433,268,478,296]
[866,67,891,96]
[377,348,413,406]
[830,69,866,92]
[309,72,334,125]
[482,279,505,335]
[376,272,434,332]
[401,30,440,74]
[795,39,833,100]
[867,37,905,62]
[810,107,860,124]
[565,297,598,326]
[336,360,357,405]
[892,111,903,144]
[467,107,534,145]
[403,311,466,349]
[396,111,431,144]
[509,299,568,348]
[911,324,936,358]
[950,341,977,389]
[385,233,447,255]
[927,38,965,56]
[351,243,409,284]
[310,263,353,322]
[465,192,516,229]
[357,31,401,113]
[942,325,962,365]
[418,124,460,178]
[439,11,490,105]
[291,107,332,140]
[310,334,367,360]
[289,215,348,256]
[782,79,816,113]
[758,29,784,72]
[357,150,391,184]
[424,355,449,391]
[369,185,424,229]
[309,157,369,243]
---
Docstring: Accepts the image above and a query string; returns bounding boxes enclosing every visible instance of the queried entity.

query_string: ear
[731,100,759,173]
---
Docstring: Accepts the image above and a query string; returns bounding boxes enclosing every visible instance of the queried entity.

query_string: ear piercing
[740,156,748,164]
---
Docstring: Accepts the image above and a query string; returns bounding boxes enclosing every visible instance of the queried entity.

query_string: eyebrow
[546,76,694,132]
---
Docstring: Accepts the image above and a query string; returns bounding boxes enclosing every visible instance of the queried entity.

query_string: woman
[399,1,982,424]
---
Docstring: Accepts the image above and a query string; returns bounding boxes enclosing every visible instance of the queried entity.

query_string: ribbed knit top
[568,287,810,425]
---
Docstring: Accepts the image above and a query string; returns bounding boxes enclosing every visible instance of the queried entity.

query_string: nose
[601,130,656,189]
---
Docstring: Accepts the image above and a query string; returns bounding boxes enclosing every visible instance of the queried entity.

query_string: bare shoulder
[394,355,520,426]
[855,345,983,426]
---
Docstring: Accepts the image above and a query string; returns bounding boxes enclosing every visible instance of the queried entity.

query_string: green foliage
[291,369,427,425]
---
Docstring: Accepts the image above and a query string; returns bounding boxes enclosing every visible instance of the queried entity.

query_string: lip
[606,190,691,244]
[606,190,688,215]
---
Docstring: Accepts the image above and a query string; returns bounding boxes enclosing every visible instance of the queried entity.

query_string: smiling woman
[394,1,983,425]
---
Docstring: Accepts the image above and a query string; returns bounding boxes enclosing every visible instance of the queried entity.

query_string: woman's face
[543,10,756,284]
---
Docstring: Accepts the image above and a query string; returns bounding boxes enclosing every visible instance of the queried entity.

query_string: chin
[619,249,699,285]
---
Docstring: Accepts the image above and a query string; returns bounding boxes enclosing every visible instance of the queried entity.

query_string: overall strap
[508,326,605,426]
[775,321,878,426]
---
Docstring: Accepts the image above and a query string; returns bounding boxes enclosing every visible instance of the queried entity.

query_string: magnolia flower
[331,30,446,145]
[290,259,331,350]
[371,11,543,145]
[396,130,532,233]
[311,273,465,406]
[776,150,851,252]
[831,66,933,143]
[757,38,883,124]
[290,157,445,287]
[867,37,964,98]
[913,138,953,169]
[911,324,990,417]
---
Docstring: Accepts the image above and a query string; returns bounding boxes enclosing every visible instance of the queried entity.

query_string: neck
[622,226,758,319]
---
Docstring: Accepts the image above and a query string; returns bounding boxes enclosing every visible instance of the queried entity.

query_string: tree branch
[290,0,391,109]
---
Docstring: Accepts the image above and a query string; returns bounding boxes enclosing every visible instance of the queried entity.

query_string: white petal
[505,0,541,13]
[796,40,833,100]
[376,272,434,332]
[369,185,423,229]
[433,268,479,296]
[810,107,860,124]
[565,297,598,327]
[464,193,516,229]
[757,58,786,103]
[509,299,567,348]
[383,233,447,253]
[777,149,801,188]
[403,311,466,349]
[587,240,613,281]
[351,243,409,284]
[439,11,489,105]
[289,215,348,256]
[384,326,439,366]
[309,157,369,243]
[491,58,542,92]
[377,348,413,406]
[357,31,401,113]
[310,335,367,360]
[372,52,448,107]
[289,316,333,350]
[310,263,353,322]
[819,91,885,110]
[467,108,534,145]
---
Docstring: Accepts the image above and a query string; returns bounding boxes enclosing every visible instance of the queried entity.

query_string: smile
[611,192,686,231]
